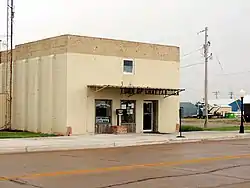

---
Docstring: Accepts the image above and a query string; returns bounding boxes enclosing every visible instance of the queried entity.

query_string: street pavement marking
[0,153,250,181]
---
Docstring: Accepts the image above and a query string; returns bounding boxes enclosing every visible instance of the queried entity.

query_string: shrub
[180,125,204,132]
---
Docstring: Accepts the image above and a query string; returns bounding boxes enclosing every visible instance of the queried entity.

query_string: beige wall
[0,94,7,128]
[8,34,180,134]
[67,53,179,88]
[13,34,179,62]
[85,88,178,134]
[12,54,67,134]
[0,62,9,128]
[11,52,180,134]
[67,53,180,134]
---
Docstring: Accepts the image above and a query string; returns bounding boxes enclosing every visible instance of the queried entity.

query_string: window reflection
[95,100,112,124]
[123,60,134,73]
[120,100,136,124]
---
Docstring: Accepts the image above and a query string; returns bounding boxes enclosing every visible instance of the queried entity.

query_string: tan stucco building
[0,34,183,135]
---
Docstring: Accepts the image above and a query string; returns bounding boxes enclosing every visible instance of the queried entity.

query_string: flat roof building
[0,34,183,135]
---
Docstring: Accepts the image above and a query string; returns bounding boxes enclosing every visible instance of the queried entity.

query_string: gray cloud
[0,0,249,102]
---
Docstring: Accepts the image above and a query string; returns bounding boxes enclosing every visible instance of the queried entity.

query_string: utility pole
[204,27,209,128]
[8,0,14,129]
[213,91,220,99]
[229,92,234,99]
[198,27,212,128]
[5,0,10,129]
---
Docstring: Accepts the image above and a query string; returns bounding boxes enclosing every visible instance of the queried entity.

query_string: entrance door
[143,101,153,132]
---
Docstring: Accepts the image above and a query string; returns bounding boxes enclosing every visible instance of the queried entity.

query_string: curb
[0,135,250,154]
[26,143,116,153]
[0,147,27,154]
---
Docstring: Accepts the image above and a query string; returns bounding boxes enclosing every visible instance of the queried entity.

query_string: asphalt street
[1,139,250,188]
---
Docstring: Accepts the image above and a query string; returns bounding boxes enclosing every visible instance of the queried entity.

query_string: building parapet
[1,34,180,62]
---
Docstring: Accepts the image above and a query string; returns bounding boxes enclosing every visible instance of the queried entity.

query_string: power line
[208,45,250,77]
[213,52,224,71]
[185,87,203,92]
[180,46,203,59]
[209,44,247,120]
[209,37,249,92]
[215,70,250,76]
[180,62,204,69]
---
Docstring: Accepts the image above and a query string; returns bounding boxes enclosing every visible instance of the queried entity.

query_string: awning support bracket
[163,92,178,98]
[127,94,135,97]
[164,95,170,98]
[94,85,109,92]
[163,90,184,98]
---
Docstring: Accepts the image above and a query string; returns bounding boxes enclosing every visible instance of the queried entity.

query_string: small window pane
[124,60,133,67]
[124,65,133,73]
[123,60,133,73]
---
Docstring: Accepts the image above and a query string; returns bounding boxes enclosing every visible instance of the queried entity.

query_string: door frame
[143,101,154,132]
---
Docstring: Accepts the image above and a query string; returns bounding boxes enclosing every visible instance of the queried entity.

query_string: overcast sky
[0,0,249,103]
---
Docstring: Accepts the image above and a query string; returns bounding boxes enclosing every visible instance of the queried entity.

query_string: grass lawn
[0,131,57,139]
[204,126,250,131]
[181,125,250,132]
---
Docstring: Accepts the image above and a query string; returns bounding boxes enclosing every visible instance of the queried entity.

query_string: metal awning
[88,84,185,97]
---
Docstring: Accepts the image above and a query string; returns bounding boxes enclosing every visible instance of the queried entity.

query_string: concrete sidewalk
[0,131,250,154]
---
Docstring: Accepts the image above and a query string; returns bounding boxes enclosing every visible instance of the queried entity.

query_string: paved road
[1,139,250,188]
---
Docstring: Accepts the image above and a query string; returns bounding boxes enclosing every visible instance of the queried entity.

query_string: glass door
[143,101,153,132]
[95,100,112,134]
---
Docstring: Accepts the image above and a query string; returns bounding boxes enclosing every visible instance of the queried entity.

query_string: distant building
[229,99,241,112]
[180,102,197,117]
[243,95,250,122]
[208,99,241,112]
[244,95,250,104]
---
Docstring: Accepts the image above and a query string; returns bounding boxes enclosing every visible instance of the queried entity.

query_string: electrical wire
[213,51,224,71]
[180,62,204,69]
[215,70,250,76]
[180,46,203,59]
[180,45,204,70]
[211,49,250,77]
[184,87,203,93]
[209,46,246,121]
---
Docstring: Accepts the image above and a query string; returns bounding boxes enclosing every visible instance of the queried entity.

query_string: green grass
[180,125,204,132]
[181,125,250,132]
[204,126,250,131]
[0,131,57,139]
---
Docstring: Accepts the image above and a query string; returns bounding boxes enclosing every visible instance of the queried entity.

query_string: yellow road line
[1,153,250,181]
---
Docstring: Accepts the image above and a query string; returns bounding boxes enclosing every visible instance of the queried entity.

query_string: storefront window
[95,100,112,124]
[120,100,136,124]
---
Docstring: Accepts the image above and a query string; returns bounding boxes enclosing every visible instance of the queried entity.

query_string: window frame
[123,59,135,75]
[95,99,112,125]
[120,100,136,124]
